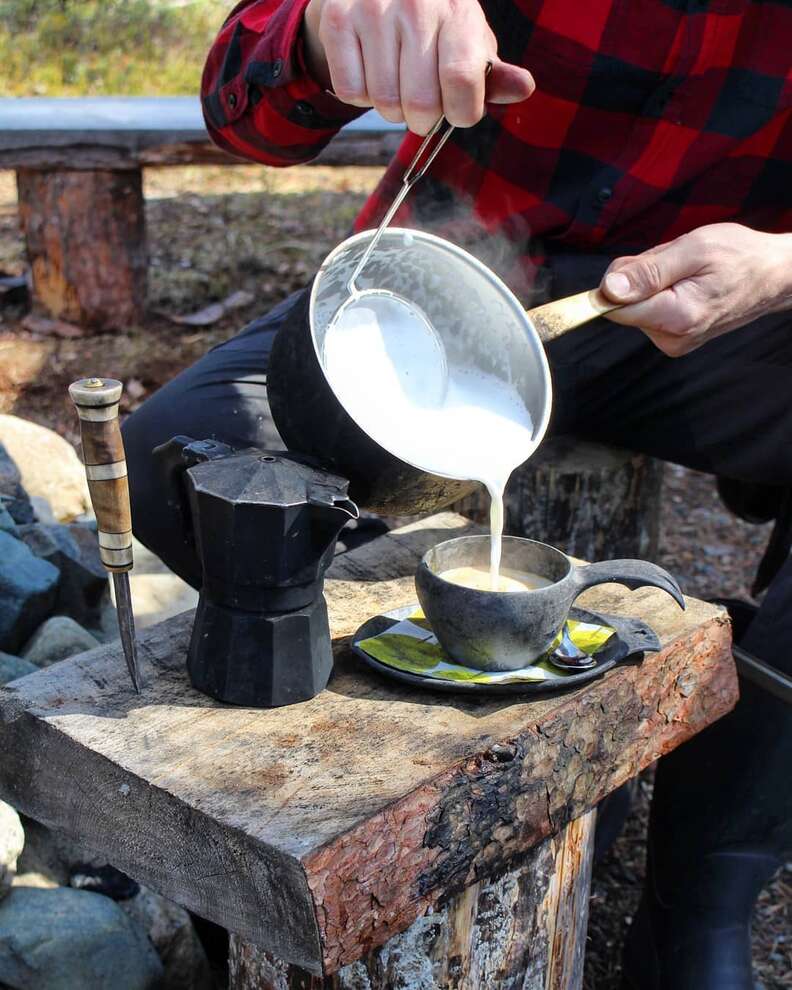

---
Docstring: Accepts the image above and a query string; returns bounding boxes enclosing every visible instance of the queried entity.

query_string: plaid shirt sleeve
[201,0,365,165]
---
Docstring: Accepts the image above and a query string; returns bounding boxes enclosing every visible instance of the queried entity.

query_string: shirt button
[596,186,613,204]
[228,92,238,109]
[272,59,283,78]
[295,100,313,117]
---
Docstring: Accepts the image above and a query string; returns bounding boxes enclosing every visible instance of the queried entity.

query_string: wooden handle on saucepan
[526,288,621,343]
[68,378,133,573]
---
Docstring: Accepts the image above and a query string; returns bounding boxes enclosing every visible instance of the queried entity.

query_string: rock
[0,802,24,899]
[22,616,100,668]
[30,494,57,524]
[0,505,17,533]
[0,415,90,522]
[0,442,34,524]
[13,818,95,890]
[121,885,213,990]
[70,863,140,901]
[18,523,107,625]
[0,530,60,653]
[0,887,163,989]
[0,651,37,685]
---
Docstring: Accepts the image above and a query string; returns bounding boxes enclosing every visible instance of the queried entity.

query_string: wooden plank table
[0,512,737,988]
[0,97,402,329]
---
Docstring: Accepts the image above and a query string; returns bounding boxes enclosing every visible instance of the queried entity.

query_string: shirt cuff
[242,0,364,130]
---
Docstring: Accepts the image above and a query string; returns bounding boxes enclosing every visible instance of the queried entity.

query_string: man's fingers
[437,18,489,127]
[359,28,404,122]
[601,239,699,305]
[634,326,700,359]
[485,59,535,104]
[399,32,442,135]
[321,23,369,106]
[604,282,708,356]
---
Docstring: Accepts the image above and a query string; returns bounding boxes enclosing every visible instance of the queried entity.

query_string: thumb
[600,244,692,304]
[486,60,536,104]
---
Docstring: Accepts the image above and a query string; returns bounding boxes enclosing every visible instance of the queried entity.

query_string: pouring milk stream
[324,292,538,591]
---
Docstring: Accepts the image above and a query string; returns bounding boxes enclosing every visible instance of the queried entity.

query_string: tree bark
[454,436,664,561]
[228,809,596,990]
[16,167,146,331]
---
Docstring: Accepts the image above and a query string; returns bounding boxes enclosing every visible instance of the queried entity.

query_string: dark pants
[122,254,792,682]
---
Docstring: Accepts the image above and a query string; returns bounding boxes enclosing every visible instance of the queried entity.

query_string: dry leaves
[157,289,255,327]
[20,314,84,338]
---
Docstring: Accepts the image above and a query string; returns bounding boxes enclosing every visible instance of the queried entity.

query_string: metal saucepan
[267,228,619,514]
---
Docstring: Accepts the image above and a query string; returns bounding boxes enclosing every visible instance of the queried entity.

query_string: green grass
[0,0,230,96]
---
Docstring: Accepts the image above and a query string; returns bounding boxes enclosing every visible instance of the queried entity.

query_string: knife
[69,378,142,693]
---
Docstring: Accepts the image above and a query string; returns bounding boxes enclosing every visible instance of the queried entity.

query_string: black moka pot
[153,437,358,707]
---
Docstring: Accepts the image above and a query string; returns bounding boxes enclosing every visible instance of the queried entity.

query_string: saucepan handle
[526,288,622,344]
[570,559,686,610]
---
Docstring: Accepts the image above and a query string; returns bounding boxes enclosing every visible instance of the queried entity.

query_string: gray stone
[18,523,107,625]
[121,885,213,990]
[30,495,57,525]
[13,818,94,890]
[0,887,163,989]
[0,416,91,522]
[22,616,100,668]
[0,530,59,653]
[0,443,34,525]
[0,505,17,533]
[0,652,37,685]
[0,801,24,899]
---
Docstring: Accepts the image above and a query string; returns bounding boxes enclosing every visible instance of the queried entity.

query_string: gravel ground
[1,166,789,989]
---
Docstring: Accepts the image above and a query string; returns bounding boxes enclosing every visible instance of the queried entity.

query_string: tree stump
[228,809,597,990]
[454,436,664,561]
[16,168,146,331]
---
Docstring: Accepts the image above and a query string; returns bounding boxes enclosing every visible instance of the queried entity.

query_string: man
[123,3,792,987]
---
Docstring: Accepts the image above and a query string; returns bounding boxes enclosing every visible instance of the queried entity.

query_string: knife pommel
[68,378,133,573]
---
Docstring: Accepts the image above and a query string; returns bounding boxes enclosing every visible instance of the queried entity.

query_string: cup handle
[571,559,686,610]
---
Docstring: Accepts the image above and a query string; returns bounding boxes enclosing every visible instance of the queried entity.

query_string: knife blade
[68,377,142,693]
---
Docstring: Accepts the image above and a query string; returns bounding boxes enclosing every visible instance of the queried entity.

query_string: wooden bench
[0,511,737,988]
[0,96,401,330]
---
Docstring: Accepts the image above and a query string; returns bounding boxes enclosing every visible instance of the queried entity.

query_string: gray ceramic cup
[415,535,685,672]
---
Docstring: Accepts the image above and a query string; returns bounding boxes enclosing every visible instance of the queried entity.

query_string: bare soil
[0,165,788,989]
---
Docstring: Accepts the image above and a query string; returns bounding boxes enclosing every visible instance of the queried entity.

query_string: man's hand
[600,224,792,357]
[303,0,535,134]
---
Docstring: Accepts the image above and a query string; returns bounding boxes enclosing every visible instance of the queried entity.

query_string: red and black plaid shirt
[202,0,792,296]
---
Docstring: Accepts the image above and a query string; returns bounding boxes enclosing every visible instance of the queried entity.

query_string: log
[16,167,146,331]
[454,436,663,561]
[0,513,736,975]
[228,809,596,990]
[1,133,402,172]
[0,97,403,171]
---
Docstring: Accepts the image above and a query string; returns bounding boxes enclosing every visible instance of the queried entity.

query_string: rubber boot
[621,592,792,990]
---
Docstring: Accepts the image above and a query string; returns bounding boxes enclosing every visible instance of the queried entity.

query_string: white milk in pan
[324,293,539,589]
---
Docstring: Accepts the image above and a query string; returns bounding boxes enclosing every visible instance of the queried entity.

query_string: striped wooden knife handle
[68,378,133,573]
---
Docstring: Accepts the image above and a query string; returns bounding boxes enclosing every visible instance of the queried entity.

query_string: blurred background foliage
[0,0,229,95]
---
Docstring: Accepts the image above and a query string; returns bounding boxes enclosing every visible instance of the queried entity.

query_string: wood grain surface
[0,512,737,975]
